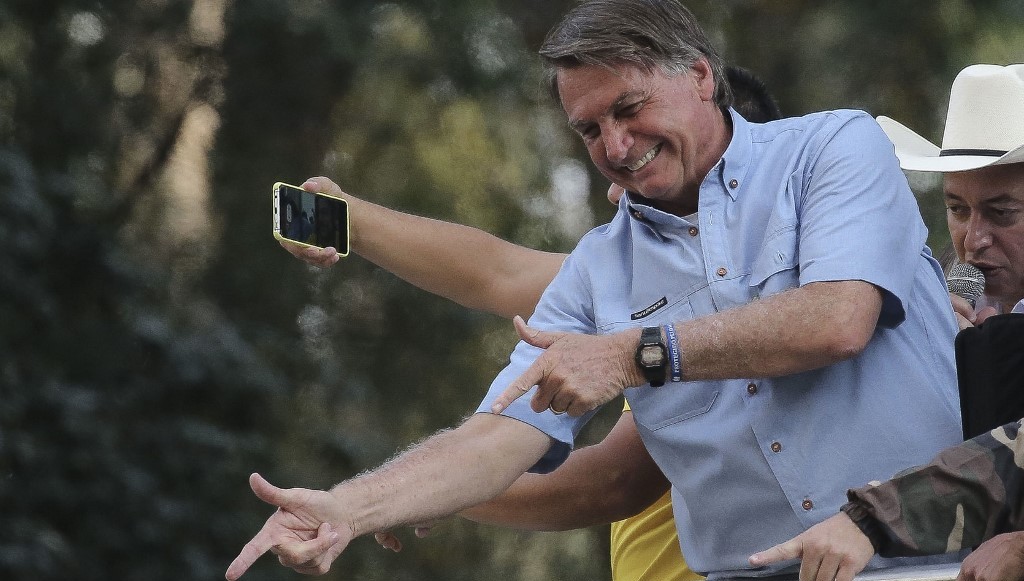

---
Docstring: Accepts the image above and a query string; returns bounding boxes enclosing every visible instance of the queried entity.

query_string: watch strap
[636,326,667,387]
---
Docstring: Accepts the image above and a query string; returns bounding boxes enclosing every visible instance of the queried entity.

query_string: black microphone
[946,261,986,308]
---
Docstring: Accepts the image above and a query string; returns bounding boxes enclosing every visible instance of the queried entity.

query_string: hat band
[940,148,1008,157]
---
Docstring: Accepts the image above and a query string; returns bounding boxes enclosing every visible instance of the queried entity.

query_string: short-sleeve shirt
[476,110,963,578]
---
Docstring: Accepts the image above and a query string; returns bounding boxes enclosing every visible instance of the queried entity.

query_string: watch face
[640,345,664,366]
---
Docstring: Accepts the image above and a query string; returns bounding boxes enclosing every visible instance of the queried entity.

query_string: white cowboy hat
[876,63,1024,172]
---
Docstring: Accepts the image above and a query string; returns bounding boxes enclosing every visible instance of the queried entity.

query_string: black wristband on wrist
[839,501,885,554]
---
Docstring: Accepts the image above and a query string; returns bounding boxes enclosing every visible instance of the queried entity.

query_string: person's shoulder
[762,109,886,153]
[569,206,633,256]
[816,109,880,135]
[760,109,873,134]
[579,207,630,241]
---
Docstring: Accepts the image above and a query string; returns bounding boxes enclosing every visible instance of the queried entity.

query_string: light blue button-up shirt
[477,109,963,578]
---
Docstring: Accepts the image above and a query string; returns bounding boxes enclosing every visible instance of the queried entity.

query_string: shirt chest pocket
[596,290,700,333]
[630,385,720,432]
[749,226,799,298]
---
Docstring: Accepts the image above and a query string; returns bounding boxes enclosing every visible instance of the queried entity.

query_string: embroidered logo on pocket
[631,296,668,320]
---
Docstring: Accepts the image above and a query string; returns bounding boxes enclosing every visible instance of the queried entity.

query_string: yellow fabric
[610,492,701,581]
[611,402,702,581]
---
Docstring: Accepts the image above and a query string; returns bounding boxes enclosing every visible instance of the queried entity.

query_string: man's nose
[603,124,633,164]
[963,215,993,255]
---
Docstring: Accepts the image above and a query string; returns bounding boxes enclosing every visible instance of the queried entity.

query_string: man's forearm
[330,413,552,538]
[492,280,884,417]
[676,279,883,380]
[460,412,669,530]
[344,193,565,319]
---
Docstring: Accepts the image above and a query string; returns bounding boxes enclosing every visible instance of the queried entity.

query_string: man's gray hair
[539,0,733,109]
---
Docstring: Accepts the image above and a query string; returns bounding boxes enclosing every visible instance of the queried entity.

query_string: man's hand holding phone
[273,178,350,259]
[279,238,342,269]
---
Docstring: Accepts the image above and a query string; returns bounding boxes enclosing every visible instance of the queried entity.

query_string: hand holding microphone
[946,261,991,329]
[947,260,985,307]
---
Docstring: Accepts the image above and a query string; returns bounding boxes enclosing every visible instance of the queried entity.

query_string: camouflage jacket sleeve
[845,419,1024,557]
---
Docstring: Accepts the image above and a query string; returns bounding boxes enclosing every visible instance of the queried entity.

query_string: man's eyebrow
[612,89,648,108]
[567,89,650,132]
[945,192,1021,203]
[983,194,1023,204]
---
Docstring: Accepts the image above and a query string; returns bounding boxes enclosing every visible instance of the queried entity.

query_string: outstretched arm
[461,411,668,530]
[374,410,668,552]
[225,414,551,580]
[284,177,566,319]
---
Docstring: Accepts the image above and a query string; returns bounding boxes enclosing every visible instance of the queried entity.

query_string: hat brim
[877,115,1024,172]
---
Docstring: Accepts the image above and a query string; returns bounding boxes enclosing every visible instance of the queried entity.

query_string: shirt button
[802,499,814,511]
[747,383,757,395]
[770,441,782,453]
[716,267,728,277]
[632,209,644,220]
[729,178,739,189]
[688,226,699,237]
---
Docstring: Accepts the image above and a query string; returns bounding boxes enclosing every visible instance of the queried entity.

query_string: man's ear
[690,57,715,101]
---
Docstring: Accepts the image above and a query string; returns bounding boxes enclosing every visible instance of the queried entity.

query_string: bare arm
[494,279,883,416]
[336,414,551,534]
[461,411,669,530]
[675,279,882,380]
[291,177,566,319]
[226,413,551,579]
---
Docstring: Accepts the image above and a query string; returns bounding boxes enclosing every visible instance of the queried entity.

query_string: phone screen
[274,183,349,254]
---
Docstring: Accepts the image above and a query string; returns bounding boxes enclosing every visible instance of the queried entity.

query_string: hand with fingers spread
[490,316,644,417]
[225,473,352,580]
[747,513,874,581]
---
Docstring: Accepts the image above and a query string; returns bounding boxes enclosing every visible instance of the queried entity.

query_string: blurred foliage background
[0,1,1021,579]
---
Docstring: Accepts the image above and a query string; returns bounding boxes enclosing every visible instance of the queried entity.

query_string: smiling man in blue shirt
[226,1,962,579]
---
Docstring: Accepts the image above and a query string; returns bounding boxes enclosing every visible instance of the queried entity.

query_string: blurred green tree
[0,1,1021,580]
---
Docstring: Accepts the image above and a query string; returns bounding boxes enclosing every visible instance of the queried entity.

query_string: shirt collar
[622,107,751,221]
[717,107,752,202]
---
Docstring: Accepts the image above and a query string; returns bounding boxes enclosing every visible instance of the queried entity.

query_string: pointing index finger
[491,364,542,414]
[225,530,275,580]
[748,538,802,567]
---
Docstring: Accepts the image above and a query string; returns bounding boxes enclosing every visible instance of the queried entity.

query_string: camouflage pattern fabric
[846,419,1024,557]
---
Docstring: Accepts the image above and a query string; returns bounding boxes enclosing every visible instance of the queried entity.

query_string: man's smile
[627,143,662,172]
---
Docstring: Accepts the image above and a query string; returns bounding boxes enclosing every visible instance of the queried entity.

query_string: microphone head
[946,261,986,308]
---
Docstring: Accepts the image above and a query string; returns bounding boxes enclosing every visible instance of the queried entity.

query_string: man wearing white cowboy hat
[748,63,1024,581]
[881,63,1024,328]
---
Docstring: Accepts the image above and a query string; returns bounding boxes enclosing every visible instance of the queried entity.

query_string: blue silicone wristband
[663,324,682,382]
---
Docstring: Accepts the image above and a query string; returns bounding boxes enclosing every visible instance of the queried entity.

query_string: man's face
[945,162,1024,307]
[556,60,725,212]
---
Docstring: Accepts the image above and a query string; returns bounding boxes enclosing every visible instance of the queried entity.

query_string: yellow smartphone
[272,182,350,256]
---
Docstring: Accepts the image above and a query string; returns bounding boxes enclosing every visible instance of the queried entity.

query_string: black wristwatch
[635,326,668,387]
